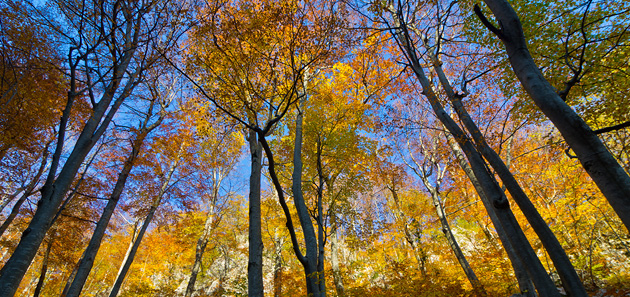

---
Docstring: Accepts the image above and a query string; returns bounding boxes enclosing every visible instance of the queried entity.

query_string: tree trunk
[427,46,586,296]
[330,219,345,297]
[0,4,144,293]
[388,9,559,296]
[478,0,630,232]
[247,129,264,297]
[108,146,181,297]
[272,232,284,297]
[291,109,323,297]
[447,136,536,297]
[412,153,486,295]
[185,172,221,297]
[64,113,161,297]
[32,238,53,297]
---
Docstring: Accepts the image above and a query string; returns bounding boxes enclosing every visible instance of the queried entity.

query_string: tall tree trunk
[428,46,587,296]
[447,136,536,297]
[185,172,221,297]
[408,146,487,295]
[32,238,53,297]
[247,129,264,297]
[272,232,284,297]
[316,139,326,294]
[0,4,144,293]
[476,0,630,232]
[291,109,323,297]
[64,110,162,297]
[388,8,559,296]
[330,221,345,297]
[108,146,181,297]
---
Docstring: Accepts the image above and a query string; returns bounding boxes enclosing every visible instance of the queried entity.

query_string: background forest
[0,0,629,296]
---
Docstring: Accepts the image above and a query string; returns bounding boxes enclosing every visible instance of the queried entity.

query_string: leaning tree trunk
[108,146,182,297]
[426,45,587,296]
[410,148,486,295]
[447,135,536,297]
[388,8,560,296]
[477,0,630,232]
[32,237,53,297]
[64,102,163,297]
[0,7,144,295]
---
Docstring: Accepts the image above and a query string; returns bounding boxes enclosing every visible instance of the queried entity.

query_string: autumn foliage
[0,0,629,296]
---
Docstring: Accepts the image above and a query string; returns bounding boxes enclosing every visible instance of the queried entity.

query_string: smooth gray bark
[290,109,323,297]
[108,146,182,297]
[64,105,163,297]
[247,129,264,297]
[0,3,147,295]
[447,136,536,297]
[388,7,559,295]
[427,44,586,296]
[478,0,630,231]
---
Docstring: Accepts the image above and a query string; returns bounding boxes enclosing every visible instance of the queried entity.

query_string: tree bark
[407,146,486,295]
[32,238,53,297]
[447,136,536,297]
[64,108,162,297]
[247,129,264,297]
[185,171,222,297]
[388,8,559,296]
[427,45,586,296]
[290,108,323,297]
[0,3,145,294]
[108,145,182,297]
[330,219,345,297]
[477,0,630,232]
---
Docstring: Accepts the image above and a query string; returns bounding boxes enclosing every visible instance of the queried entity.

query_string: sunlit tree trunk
[185,171,222,297]
[65,100,163,297]
[108,145,182,297]
[387,6,559,296]
[406,144,487,295]
[477,0,630,232]
[330,218,345,297]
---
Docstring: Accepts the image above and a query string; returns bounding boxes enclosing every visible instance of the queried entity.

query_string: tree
[188,0,349,294]
[474,0,630,231]
[378,0,569,294]
[0,0,188,295]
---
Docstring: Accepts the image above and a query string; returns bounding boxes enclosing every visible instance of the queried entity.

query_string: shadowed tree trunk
[247,128,264,297]
[65,96,165,297]
[447,135,536,297]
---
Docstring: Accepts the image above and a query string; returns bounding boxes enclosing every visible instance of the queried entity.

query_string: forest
[0,0,629,296]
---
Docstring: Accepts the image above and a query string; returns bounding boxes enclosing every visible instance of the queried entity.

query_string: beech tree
[474,0,630,231]
[0,0,188,295]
